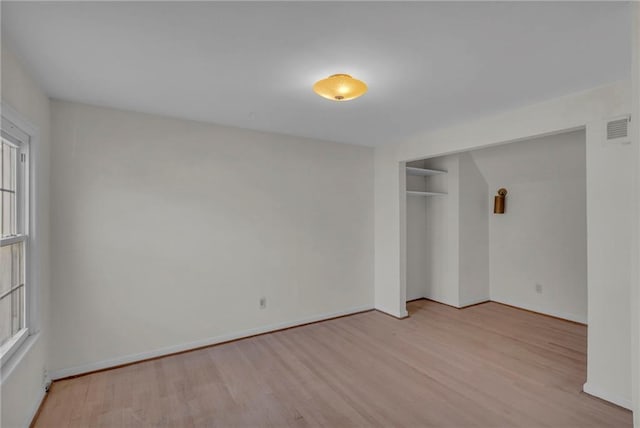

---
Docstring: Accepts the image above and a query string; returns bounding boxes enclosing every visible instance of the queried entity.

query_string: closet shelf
[407,191,447,196]
[406,167,446,176]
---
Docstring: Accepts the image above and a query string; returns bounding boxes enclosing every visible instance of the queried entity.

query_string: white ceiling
[2,2,631,147]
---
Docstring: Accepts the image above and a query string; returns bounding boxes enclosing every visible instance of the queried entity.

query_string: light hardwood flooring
[34,300,632,427]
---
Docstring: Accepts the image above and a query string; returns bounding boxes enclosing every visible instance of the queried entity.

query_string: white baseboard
[459,297,491,308]
[375,305,408,318]
[50,304,374,380]
[422,295,459,308]
[490,297,587,324]
[419,296,488,309]
[583,382,632,410]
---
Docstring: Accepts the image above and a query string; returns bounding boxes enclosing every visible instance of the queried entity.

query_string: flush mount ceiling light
[313,74,367,101]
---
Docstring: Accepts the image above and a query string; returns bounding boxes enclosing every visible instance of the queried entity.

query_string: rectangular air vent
[605,116,630,144]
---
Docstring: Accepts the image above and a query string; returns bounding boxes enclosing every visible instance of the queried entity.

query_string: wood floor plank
[34,301,633,427]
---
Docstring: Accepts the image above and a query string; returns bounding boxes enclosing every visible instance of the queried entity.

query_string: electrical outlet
[259,297,267,309]
[535,283,543,294]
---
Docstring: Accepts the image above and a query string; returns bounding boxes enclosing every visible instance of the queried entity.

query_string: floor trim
[375,309,410,320]
[50,305,374,381]
[490,300,587,326]
[409,297,490,310]
[408,297,587,326]
[407,297,459,309]
[583,382,633,410]
[460,299,491,309]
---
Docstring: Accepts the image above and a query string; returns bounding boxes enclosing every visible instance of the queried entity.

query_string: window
[0,117,30,362]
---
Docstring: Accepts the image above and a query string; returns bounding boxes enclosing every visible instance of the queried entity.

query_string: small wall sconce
[494,188,507,214]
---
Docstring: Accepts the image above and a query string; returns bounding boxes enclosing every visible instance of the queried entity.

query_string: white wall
[405,165,428,301]
[375,149,408,317]
[584,119,633,408]
[406,152,490,308]
[405,194,427,301]
[423,155,460,306]
[630,4,640,426]
[0,48,52,427]
[458,152,489,307]
[49,100,374,377]
[406,156,463,306]
[470,130,587,323]
[374,81,633,408]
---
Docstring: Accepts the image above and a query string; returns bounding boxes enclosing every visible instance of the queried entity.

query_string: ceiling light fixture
[313,74,367,101]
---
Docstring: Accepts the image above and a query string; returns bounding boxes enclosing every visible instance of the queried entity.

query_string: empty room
[1,1,640,427]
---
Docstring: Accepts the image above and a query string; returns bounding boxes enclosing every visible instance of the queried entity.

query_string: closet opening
[405,128,587,325]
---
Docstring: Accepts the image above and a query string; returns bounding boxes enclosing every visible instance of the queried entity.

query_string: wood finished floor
[35,301,632,427]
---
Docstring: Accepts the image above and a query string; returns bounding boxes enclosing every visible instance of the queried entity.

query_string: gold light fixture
[313,74,367,101]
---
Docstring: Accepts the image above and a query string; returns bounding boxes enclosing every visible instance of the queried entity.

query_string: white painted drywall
[470,130,587,323]
[0,47,52,427]
[49,101,374,375]
[405,151,489,309]
[457,152,490,307]
[405,166,428,301]
[631,4,640,426]
[374,81,633,408]
[423,155,460,307]
[583,120,633,409]
[375,147,407,317]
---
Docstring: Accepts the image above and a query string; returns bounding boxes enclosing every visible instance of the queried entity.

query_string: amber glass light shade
[313,74,368,101]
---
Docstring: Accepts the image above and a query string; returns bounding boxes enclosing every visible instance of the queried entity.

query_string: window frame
[0,105,38,371]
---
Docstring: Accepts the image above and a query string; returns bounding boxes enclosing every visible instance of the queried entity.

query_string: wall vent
[605,116,631,144]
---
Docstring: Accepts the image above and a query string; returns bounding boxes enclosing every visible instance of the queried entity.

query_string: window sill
[0,328,29,364]
[0,329,40,384]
